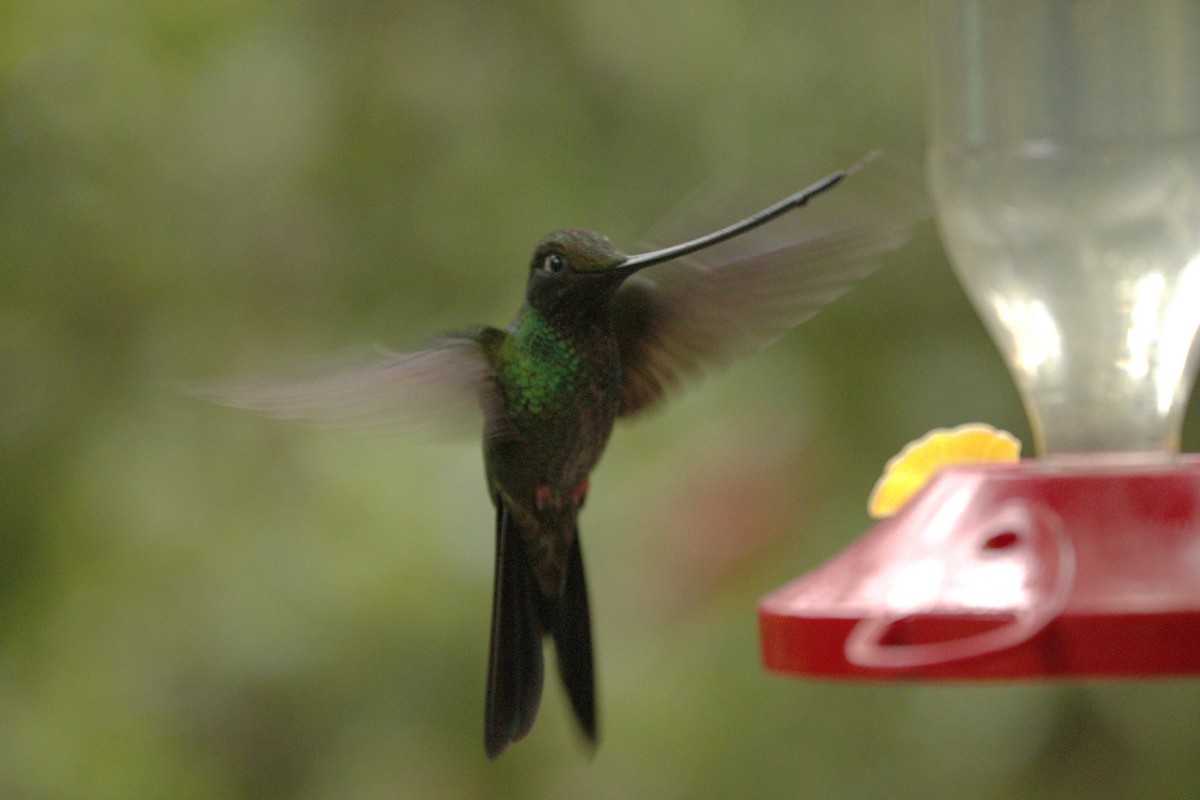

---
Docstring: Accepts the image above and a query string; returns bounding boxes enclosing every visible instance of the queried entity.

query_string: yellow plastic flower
[868,424,1021,518]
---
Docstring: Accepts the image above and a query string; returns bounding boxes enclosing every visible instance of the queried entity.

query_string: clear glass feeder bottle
[927,0,1200,458]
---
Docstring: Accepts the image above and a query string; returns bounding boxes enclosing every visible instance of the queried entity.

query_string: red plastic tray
[760,458,1200,679]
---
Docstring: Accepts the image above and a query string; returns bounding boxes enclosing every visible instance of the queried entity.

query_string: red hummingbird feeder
[759,1,1200,679]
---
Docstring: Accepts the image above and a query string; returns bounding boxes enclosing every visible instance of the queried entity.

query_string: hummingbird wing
[175,329,509,441]
[613,166,926,416]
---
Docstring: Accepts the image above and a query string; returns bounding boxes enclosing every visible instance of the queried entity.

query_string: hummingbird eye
[541,252,566,274]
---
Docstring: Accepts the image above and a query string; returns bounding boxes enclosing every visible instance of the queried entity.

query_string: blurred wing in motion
[174,331,503,440]
[614,158,927,416]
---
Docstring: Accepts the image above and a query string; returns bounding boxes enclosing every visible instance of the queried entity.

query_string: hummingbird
[183,154,922,758]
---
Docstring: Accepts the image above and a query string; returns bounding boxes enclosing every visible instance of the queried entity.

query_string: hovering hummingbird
[184,154,922,758]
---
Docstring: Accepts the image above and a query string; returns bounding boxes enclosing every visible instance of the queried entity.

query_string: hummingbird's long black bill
[614,150,880,274]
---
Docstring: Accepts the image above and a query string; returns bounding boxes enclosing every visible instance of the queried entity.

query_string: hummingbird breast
[486,309,621,594]
[494,309,622,484]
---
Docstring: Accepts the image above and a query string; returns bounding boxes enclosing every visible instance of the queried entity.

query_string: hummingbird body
[487,310,616,594]
[477,232,630,754]
[486,232,628,592]
[183,156,923,759]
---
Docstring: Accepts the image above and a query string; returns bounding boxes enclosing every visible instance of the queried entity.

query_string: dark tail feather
[552,533,597,746]
[484,500,545,759]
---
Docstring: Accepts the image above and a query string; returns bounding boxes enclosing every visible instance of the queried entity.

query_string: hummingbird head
[522,160,859,320]
[523,229,639,317]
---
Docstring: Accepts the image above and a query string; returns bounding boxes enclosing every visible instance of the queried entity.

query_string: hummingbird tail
[484,500,545,759]
[553,531,597,748]
[483,498,598,757]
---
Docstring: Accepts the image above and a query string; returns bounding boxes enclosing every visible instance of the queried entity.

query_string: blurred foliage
[3,1,1200,798]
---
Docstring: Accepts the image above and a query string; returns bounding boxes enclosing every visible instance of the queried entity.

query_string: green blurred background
[4,1,1200,798]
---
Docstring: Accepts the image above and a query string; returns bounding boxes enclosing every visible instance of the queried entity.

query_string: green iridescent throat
[501,310,583,415]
